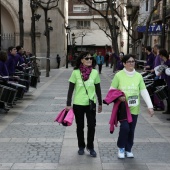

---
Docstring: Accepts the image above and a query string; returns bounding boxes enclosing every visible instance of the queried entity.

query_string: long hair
[0,51,7,62]
[74,51,96,70]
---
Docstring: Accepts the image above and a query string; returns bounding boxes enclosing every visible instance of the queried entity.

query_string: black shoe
[167,118,170,121]
[78,148,84,155]
[162,111,170,114]
[4,108,10,112]
[86,147,97,157]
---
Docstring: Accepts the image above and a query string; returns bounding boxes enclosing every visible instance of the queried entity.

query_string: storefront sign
[137,25,167,34]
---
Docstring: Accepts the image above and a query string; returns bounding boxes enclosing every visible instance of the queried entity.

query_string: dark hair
[74,51,96,69]
[8,46,15,53]
[0,51,7,62]
[122,54,135,64]
[154,44,161,50]
[159,49,168,59]
[16,45,23,52]
[146,46,152,52]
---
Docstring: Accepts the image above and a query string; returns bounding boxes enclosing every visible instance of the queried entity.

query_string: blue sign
[137,25,164,33]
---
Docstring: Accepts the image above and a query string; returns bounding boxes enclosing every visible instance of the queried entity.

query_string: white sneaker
[118,148,125,159]
[125,151,134,158]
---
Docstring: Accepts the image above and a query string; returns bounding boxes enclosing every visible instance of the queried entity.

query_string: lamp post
[126,1,133,54]
[81,33,86,52]
[46,17,53,76]
[0,0,2,50]
[30,0,41,57]
[66,26,70,68]
[72,33,75,59]
[44,17,53,77]
[161,0,166,48]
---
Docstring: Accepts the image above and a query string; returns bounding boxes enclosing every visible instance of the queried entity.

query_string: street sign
[137,25,168,35]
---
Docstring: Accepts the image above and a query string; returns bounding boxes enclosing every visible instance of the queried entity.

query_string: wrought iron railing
[1,33,15,50]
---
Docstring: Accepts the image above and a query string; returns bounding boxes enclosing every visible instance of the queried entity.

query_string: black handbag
[81,74,96,111]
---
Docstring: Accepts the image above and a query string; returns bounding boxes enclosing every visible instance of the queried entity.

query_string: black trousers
[73,104,96,149]
[57,61,60,68]
[166,88,170,112]
[117,114,138,152]
[98,64,102,73]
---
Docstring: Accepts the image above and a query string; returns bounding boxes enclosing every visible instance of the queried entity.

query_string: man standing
[96,52,104,74]
[56,54,61,69]
[144,46,155,71]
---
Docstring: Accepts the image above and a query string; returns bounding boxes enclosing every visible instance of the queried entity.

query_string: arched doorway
[0,1,19,50]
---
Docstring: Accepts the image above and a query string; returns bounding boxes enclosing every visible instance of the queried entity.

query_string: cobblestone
[0,125,65,138]
[0,68,169,170]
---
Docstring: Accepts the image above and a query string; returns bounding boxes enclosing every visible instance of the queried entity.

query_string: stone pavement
[0,65,170,170]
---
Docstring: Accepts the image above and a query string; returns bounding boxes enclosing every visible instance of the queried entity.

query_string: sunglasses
[84,57,93,61]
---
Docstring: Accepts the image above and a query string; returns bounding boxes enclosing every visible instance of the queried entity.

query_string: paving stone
[98,142,170,163]
[0,125,65,138]
[11,114,57,124]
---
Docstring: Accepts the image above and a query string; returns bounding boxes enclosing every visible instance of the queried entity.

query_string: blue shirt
[96,55,104,65]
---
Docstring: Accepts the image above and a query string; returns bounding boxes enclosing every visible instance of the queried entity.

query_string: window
[146,0,148,11]
[93,3,107,10]
[77,21,90,29]
[73,5,89,13]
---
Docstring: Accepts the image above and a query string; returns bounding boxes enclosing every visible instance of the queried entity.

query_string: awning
[70,29,112,46]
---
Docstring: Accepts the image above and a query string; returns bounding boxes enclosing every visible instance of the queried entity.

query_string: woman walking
[66,51,102,157]
[104,54,154,159]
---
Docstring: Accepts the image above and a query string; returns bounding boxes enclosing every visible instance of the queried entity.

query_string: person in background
[144,46,155,72]
[6,46,17,76]
[153,44,162,68]
[56,54,61,69]
[0,51,9,112]
[96,52,104,74]
[15,45,25,70]
[105,52,110,67]
[150,44,165,111]
[158,49,170,116]
[115,52,124,71]
[66,51,102,157]
[105,54,154,159]
[0,51,9,77]
[93,50,98,61]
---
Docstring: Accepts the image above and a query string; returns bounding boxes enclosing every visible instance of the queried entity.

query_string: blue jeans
[117,114,138,152]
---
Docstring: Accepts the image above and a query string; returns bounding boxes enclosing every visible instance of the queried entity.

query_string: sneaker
[118,148,125,159]
[78,148,84,155]
[86,147,97,157]
[125,151,134,158]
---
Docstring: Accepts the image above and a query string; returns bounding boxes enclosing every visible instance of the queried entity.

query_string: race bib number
[128,96,138,107]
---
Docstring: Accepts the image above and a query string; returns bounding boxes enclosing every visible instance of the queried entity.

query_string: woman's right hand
[66,106,72,111]
[118,96,126,102]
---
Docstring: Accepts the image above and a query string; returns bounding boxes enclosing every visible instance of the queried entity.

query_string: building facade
[68,0,114,57]
[1,0,68,69]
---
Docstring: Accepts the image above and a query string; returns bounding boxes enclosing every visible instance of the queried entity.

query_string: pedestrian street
[0,66,170,170]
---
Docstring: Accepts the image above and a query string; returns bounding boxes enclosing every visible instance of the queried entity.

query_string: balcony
[152,13,161,22]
